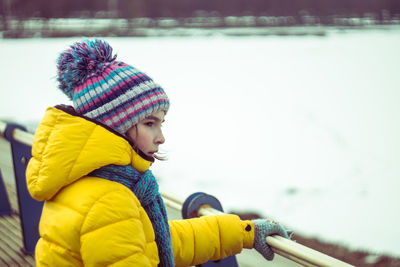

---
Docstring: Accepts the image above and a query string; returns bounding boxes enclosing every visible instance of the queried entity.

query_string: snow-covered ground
[1,26,399,257]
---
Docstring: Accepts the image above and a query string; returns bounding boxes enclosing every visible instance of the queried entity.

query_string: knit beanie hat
[56,39,170,136]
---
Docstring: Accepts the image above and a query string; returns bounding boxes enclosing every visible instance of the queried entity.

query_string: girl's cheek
[142,129,154,142]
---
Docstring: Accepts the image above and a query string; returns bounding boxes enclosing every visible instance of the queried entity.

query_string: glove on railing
[252,219,291,260]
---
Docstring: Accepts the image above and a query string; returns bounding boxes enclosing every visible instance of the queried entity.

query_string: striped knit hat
[56,39,169,136]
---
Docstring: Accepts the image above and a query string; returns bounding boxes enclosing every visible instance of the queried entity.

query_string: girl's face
[126,110,166,158]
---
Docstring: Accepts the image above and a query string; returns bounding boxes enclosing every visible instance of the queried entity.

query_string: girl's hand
[252,219,292,261]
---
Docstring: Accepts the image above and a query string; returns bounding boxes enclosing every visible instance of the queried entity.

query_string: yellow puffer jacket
[26,106,255,267]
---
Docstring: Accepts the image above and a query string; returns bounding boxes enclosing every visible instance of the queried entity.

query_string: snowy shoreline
[1,16,399,38]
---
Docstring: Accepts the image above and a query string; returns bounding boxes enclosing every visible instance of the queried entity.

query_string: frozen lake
[1,26,400,257]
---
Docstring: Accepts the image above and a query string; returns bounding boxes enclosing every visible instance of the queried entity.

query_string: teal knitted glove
[252,219,291,261]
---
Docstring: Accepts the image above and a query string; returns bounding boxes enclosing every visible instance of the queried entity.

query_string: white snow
[1,26,400,257]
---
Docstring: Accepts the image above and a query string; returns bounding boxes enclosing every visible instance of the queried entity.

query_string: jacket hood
[26,105,153,201]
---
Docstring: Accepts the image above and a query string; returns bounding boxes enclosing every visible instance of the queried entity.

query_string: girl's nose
[156,130,165,144]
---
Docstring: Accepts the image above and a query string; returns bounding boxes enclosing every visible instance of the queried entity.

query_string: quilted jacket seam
[107,248,152,266]
[79,189,140,236]
[40,236,82,262]
[50,200,85,217]
[34,113,60,193]
[65,125,96,183]
[80,217,141,237]
[79,189,148,265]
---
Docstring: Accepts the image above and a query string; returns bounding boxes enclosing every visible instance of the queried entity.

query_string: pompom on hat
[57,39,169,136]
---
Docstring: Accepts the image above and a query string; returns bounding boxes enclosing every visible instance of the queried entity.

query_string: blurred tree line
[1,0,399,21]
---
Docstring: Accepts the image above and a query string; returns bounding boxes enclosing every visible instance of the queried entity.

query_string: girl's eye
[145,122,154,127]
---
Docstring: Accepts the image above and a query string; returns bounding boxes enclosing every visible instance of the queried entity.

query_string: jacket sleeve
[169,214,255,267]
[79,189,154,267]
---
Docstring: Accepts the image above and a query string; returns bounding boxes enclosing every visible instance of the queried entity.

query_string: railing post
[0,169,12,216]
[4,123,43,255]
[182,192,239,267]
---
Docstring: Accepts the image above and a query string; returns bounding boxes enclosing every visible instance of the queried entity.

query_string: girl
[26,39,290,266]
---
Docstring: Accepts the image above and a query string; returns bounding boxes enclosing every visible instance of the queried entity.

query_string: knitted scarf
[89,164,174,267]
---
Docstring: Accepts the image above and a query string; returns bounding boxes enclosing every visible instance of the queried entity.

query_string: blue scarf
[89,164,174,267]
